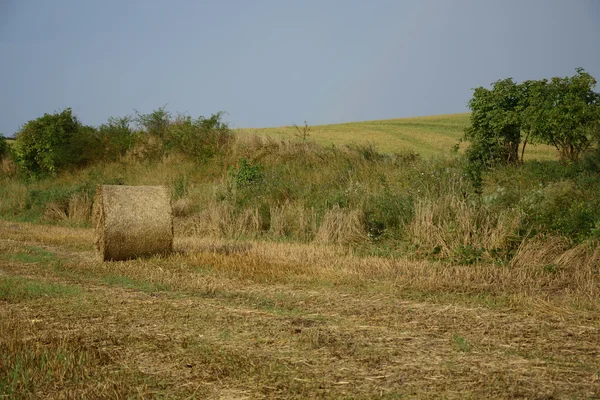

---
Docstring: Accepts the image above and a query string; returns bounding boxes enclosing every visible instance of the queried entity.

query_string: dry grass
[408,195,522,259]
[1,220,599,399]
[314,206,369,246]
[269,202,317,241]
[43,192,92,224]
[187,202,262,239]
[1,156,17,175]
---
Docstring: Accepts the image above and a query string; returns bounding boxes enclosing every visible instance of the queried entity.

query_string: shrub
[521,180,600,241]
[13,108,99,177]
[97,116,136,161]
[131,108,232,161]
[364,190,413,240]
[167,112,232,160]
[0,136,7,159]
[229,158,264,188]
[134,106,171,139]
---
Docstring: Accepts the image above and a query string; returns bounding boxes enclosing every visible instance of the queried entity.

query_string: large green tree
[465,78,525,166]
[524,68,600,162]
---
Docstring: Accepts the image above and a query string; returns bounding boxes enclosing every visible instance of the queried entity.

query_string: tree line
[0,107,231,178]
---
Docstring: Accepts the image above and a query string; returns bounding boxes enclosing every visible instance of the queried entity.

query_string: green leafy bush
[521,180,600,241]
[97,116,136,161]
[134,106,171,139]
[167,112,232,160]
[229,158,264,188]
[0,136,8,159]
[131,108,232,161]
[364,190,413,240]
[13,108,99,177]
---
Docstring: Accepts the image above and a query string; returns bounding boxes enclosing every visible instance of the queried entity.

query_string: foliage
[134,106,171,139]
[229,158,264,188]
[363,185,413,240]
[524,68,600,163]
[581,122,600,172]
[131,107,232,161]
[463,79,525,192]
[465,78,524,165]
[12,108,99,177]
[521,179,600,241]
[464,69,600,192]
[167,112,232,159]
[0,136,8,158]
[97,116,136,161]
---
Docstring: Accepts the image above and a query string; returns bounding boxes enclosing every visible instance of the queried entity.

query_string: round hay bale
[93,185,173,261]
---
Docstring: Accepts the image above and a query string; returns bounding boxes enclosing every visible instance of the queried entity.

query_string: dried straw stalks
[93,185,173,261]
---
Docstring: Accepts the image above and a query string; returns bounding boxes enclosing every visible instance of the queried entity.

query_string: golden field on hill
[241,113,557,160]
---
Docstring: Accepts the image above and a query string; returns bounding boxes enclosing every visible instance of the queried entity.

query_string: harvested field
[1,220,599,399]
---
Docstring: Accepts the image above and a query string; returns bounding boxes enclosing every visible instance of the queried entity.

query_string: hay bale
[93,185,173,261]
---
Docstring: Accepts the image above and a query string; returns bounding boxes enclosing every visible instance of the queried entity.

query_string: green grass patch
[0,276,81,302]
[453,334,473,352]
[4,246,57,264]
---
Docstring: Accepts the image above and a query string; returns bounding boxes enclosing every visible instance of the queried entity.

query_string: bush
[0,136,7,159]
[131,108,232,161]
[97,116,136,161]
[229,158,264,188]
[522,180,600,241]
[166,112,232,160]
[364,190,413,240]
[13,108,99,177]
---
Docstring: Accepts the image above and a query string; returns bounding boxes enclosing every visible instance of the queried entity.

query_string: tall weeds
[409,195,522,261]
[1,128,599,267]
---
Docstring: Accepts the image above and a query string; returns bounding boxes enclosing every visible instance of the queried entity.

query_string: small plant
[293,121,311,143]
[543,264,558,274]
[229,158,264,188]
[453,334,472,352]
[452,245,484,265]
[172,174,188,199]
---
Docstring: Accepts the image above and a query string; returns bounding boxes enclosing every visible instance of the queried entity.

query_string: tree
[465,78,525,166]
[524,68,600,163]
[463,78,526,192]
[463,69,600,192]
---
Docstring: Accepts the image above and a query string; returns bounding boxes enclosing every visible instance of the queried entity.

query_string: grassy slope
[241,113,557,160]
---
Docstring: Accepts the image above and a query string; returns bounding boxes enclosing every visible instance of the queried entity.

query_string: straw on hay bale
[93,185,173,261]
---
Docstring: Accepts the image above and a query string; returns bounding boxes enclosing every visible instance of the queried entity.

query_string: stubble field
[1,219,599,399]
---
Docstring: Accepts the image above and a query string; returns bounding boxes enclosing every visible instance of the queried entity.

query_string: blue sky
[1,0,599,136]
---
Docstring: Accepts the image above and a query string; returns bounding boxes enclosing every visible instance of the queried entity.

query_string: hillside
[241,113,557,160]
[1,110,600,398]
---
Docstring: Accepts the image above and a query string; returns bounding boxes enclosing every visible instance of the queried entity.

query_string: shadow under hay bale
[93,185,173,261]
